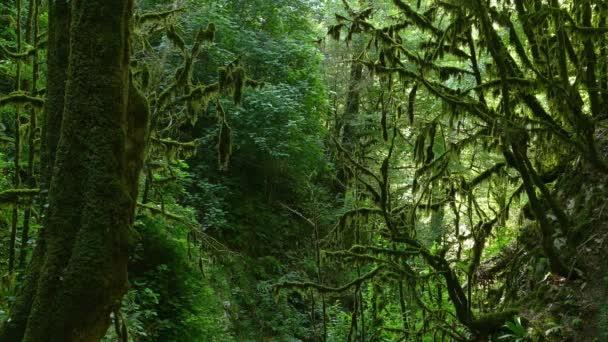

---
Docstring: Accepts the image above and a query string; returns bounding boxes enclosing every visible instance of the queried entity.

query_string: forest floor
[517,125,608,341]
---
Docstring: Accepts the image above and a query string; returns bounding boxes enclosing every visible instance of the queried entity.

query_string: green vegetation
[1,0,608,341]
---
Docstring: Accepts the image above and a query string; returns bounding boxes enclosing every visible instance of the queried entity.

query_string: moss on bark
[0,0,137,340]
[40,0,69,188]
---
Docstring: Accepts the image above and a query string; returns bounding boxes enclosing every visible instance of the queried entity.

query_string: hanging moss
[232,67,245,105]
[166,25,186,53]
[408,83,418,125]
[197,23,216,45]
[217,116,232,171]
[392,0,440,36]
[149,137,198,163]
[125,80,150,226]
[380,93,388,142]
[216,58,255,105]
[328,24,344,41]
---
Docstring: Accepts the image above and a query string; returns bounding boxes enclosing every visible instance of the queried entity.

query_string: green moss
[0,188,39,206]
[470,309,520,336]
[2,0,135,340]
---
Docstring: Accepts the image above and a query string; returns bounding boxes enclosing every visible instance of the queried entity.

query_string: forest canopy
[1,0,608,341]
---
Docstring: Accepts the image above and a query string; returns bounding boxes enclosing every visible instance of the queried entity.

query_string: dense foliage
[1,0,608,341]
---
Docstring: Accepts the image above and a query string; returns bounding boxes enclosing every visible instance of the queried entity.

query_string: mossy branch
[338,207,384,228]
[162,83,219,113]
[465,78,539,94]
[344,244,419,258]
[151,137,197,149]
[332,136,381,185]
[419,77,496,125]
[323,250,394,266]
[462,163,506,191]
[274,266,383,294]
[137,202,186,221]
[137,202,234,255]
[0,92,44,108]
[357,176,382,204]
[0,135,15,144]
[0,44,37,60]
[136,8,185,25]
[149,137,198,163]
[279,202,315,227]
[392,0,440,36]
[565,25,608,33]
[0,188,39,205]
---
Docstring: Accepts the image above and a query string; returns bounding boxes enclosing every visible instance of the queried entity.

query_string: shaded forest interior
[1,0,608,341]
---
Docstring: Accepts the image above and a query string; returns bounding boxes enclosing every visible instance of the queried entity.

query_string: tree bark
[0,0,137,340]
[40,0,70,189]
[341,61,363,151]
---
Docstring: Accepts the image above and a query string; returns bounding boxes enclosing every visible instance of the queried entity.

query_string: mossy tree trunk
[0,0,138,340]
[40,0,70,189]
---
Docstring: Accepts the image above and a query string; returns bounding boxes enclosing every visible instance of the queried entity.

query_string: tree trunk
[40,0,70,189]
[341,61,363,151]
[0,0,137,340]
